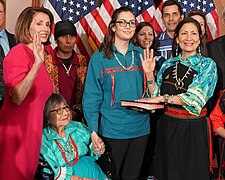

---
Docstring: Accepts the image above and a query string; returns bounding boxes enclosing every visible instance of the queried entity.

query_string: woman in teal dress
[135,18,217,179]
[41,93,107,180]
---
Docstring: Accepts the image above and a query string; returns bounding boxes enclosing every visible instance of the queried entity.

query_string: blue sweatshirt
[82,43,150,139]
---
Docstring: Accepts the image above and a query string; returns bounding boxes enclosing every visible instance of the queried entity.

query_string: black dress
[153,62,210,180]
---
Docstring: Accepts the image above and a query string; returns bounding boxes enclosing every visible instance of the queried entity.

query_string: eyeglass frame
[114,19,136,28]
[50,105,70,115]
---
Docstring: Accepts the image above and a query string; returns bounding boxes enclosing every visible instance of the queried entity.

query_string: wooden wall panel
[32,0,41,7]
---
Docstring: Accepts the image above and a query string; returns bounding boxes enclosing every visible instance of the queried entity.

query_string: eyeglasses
[115,19,136,28]
[50,105,70,115]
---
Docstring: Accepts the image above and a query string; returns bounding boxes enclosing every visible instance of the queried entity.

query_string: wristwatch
[163,94,169,105]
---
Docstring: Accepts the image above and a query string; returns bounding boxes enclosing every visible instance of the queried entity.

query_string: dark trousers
[102,135,148,180]
[0,98,4,109]
[140,110,163,179]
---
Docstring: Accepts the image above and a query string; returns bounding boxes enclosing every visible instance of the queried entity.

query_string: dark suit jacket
[207,35,225,112]
[0,29,16,108]
[5,30,17,49]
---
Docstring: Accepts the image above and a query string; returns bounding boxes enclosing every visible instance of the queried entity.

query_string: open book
[121,100,164,111]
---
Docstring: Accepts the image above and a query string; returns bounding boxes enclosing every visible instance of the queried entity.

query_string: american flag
[154,0,219,40]
[99,0,161,34]
[43,0,219,59]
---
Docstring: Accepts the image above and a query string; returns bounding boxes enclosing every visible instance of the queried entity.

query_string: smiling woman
[135,17,218,180]
[176,22,200,58]
[0,7,54,180]
[82,7,150,179]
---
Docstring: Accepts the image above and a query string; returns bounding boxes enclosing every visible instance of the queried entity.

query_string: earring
[176,44,179,56]
[198,46,201,56]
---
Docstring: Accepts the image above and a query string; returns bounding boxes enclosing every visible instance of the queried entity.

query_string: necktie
[0,37,6,100]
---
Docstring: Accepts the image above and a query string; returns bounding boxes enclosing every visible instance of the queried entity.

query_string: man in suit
[207,6,225,112]
[0,0,17,108]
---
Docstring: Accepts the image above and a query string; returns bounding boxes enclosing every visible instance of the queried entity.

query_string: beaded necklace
[113,51,134,71]
[173,61,192,90]
[62,63,72,78]
[55,135,79,166]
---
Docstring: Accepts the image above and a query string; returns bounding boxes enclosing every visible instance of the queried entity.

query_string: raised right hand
[33,33,44,65]
[140,48,156,75]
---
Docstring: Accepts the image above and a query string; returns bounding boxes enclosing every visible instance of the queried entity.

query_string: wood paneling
[32,0,41,7]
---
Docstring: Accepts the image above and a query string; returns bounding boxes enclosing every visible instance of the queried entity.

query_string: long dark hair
[99,7,135,59]
[187,10,208,56]
[172,18,202,57]
[134,21,156,50]
[187,10,208,41]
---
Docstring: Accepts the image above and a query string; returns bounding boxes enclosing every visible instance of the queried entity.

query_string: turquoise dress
[40,121,107,180]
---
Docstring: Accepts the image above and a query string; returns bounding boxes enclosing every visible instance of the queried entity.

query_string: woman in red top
[210,89,225,179]
[0,7,54,180]
[210,90,225,136]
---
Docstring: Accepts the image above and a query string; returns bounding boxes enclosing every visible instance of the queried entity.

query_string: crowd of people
[0,0,225,180]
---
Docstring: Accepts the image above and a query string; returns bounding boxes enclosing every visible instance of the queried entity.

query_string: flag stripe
[91,9,108,37]
[75,21,94,58]
[98,4,112,29]
[84,11,102,46]
[136,7,154,23]
[44,0,219,59]
[206,9,219,39]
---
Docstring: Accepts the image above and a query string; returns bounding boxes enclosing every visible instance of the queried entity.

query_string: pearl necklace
[62,63,72,77]
[113,51,134,71]
[173,61,192,90]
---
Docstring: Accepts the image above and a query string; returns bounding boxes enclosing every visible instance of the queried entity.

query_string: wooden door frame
[32,0,41,7]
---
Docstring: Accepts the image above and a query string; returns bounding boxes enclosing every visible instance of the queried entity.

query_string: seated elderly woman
[40,93,107,180]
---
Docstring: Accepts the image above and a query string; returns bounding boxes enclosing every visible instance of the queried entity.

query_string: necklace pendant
[66,71,70,77]
[173,62,192,91]
[175,80,184,90]
[62,63,72,78]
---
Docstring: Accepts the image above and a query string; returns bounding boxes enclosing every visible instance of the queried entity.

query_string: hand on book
[121,98,164,111]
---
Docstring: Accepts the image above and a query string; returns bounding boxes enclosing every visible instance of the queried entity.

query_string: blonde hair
[15,7,54,44]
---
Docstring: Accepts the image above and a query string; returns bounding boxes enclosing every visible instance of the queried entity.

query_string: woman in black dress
[136,18,217,180]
